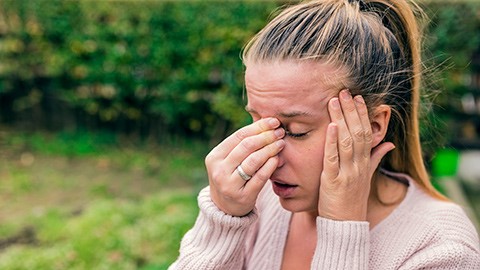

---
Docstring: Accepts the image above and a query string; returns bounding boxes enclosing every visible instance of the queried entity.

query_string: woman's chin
[277,197,315,214]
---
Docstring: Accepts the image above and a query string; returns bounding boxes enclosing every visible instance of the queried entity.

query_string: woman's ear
[370,105,391,148]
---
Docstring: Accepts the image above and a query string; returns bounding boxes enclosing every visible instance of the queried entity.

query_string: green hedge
[0,0,478,142]
[0,0,279,139]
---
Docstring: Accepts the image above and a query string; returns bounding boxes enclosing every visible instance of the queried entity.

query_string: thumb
[370,142,395,171]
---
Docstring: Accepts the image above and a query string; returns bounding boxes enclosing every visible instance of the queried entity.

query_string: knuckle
[240,137,256,152]
[255,171,268,180]
[357,104,368,115]
[345,104,356,113]
[333,113,344,121]
[209,169,224,184]
[340,136,353,150]
[353,129,364,141]
[235,128,248,141]
[246,154,260,168]
[258,118,273,131]
[268,142,281,155]
[254,168,270,180]
[326,153,338,164]
[329,177,342,186]
[205,152,216,166]
[257,120,267,131]
[262,130,275,143]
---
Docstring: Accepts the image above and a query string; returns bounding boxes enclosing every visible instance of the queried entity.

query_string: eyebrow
[245,106,313,118]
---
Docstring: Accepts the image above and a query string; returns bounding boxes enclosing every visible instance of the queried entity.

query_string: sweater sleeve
[168,186,258,270]
[312,217,370,270]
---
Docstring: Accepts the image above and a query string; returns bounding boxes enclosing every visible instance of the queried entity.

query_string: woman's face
[245,60,347,214]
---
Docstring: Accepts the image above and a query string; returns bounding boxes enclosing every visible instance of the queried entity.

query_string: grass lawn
[0,129,209,269]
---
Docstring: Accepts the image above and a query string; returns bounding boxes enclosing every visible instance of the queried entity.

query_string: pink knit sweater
[169,172,480,269]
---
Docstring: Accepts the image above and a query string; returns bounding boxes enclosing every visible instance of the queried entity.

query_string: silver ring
[236,165,252,181]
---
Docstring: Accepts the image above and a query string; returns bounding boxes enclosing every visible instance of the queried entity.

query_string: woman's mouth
[271,180,298,198]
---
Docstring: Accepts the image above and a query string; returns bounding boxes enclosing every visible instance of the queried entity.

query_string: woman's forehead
[245,60,345,117]
[245,60,347,93]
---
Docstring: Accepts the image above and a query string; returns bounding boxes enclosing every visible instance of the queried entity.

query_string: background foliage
[0,0,278,141]
[0,0,478,144]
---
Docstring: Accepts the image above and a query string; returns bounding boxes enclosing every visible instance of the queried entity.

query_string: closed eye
[285,130,308,138]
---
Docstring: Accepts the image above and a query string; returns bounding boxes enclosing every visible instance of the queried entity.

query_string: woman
[170,0,480,269]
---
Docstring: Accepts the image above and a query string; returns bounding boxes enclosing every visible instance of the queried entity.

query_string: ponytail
[360,0,446,200]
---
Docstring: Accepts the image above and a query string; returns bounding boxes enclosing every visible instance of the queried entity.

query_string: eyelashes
[280,123,309,139]
[285,129,308,138]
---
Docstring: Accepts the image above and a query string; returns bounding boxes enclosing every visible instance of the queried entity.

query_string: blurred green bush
[0,0,478,143]
[0,0,279,140]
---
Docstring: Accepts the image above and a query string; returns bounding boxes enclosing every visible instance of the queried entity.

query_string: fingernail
[276,140,285,148]
[340,89,352,100]
[268,118,279,127]
[354,95,365,104]
[274,128,285,138]
[331,98,340,108]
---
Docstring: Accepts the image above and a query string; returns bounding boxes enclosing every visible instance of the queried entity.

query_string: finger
[370,142,395,173]
[226,128,285,174]
[328,97,353,164]
[353,95,373,158]
[322,123,339,179]
[211,117,281,159]
[235,139,285,178]
[244,156,279,195]
[339,90,365,162]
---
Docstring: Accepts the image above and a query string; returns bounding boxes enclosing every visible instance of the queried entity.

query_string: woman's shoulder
[371,172,480,268]
[411,187,478,244]
[381,170,474,225]
[380,171,479,247]
[406,180,475,229]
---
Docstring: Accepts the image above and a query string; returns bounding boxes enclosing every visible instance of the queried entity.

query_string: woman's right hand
[205,117,286,217]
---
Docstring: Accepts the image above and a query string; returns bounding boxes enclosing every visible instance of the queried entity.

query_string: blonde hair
[243,0,445,200]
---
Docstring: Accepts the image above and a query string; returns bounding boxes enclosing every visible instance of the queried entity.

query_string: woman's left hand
[318,89,395,221]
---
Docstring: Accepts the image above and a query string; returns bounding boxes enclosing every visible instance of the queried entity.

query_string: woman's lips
[271,179,298,198]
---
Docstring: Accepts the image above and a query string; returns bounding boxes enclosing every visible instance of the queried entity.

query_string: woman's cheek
[308,137,327,177]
